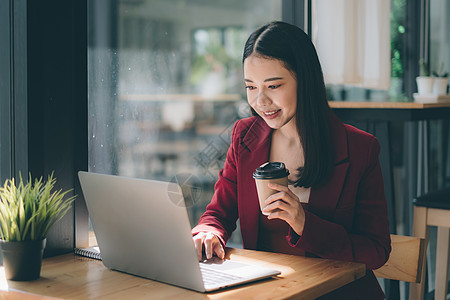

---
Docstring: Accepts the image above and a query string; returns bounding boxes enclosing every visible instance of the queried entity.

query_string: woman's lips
[262,109,281,119]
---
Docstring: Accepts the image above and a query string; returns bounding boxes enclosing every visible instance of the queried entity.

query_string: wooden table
[0,248,365,300]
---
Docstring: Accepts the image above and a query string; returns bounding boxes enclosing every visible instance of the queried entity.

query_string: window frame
[0,0,12,183]
[0,0,28,184]
[1,0,89,254]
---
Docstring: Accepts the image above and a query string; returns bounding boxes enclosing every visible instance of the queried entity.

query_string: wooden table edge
[1,249,366,300]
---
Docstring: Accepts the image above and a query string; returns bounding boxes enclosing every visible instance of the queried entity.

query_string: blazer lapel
[309,162,349,220]
[309,113,349,220]
[238,117,272,249]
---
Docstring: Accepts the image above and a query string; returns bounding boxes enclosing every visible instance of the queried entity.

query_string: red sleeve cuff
[286,227,301,246]
[286,209,315,248]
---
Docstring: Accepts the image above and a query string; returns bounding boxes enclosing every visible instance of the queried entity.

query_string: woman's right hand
[192,232,225,261]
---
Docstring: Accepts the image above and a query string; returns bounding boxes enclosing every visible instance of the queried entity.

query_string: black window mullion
[404,0,423,98]
[282,0,307,32]
[0,0,12,183]
[12,0,28,178]
[0,0,28,183]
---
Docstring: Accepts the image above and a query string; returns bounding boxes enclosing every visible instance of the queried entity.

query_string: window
[88,0,282,246]
[430,0,450,80]
[321,0,409,102]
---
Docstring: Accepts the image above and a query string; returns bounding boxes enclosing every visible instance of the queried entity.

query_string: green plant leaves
[0,172,76,242]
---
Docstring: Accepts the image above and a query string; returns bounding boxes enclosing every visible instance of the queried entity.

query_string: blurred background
[87,0,450,249]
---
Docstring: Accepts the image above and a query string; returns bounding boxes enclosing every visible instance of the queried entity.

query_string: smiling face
[244,55,298,131]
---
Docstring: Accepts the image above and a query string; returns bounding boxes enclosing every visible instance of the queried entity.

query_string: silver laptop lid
[78,171,205,292]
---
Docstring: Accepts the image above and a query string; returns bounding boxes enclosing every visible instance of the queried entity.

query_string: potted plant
[0,173,76,281]
[416,59,434,95]
[432,62,449,95]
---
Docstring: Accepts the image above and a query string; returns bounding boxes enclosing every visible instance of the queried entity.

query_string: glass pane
[430,0,450,81]
[324,0,408,102]
[88,0,282,247]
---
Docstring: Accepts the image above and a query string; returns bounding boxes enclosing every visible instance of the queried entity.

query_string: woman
[192,21,391,299]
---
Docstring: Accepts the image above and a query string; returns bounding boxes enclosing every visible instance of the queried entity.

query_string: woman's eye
[268,84,281,89]
[245,86,256,90]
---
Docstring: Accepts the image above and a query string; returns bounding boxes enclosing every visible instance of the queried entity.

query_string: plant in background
[431,62,449,95]
[419,59,430,77]
[390,0,406,79]
[190,43,232,84]
[0,173,76,242]
[416,59,435,95]
[432,62,449,78]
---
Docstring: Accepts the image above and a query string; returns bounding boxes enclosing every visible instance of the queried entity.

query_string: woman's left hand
[262,182,306,235]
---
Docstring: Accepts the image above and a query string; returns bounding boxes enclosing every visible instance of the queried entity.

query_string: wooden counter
[0,248,365,300]
[329,101,450,109]
[329,101,450,121]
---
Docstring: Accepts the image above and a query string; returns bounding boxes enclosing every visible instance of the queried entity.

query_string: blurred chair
[410,187,450,300]
[374,234,426,287]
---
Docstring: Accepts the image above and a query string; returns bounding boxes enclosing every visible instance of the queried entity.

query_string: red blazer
[193,113,391,299]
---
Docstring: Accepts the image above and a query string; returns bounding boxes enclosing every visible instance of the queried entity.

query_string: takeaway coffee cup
[253,162,290,215]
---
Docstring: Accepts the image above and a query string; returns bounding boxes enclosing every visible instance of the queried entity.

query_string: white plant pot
[433,77,448,95]
[416,76,434,95]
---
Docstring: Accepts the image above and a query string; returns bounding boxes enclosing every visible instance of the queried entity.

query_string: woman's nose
[256,91,271,106]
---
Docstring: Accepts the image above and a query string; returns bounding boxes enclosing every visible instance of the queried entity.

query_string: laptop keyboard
[200,264,244,286]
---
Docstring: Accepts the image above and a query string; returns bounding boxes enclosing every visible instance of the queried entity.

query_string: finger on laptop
[214,242,225,259]
[204,232,215,259]
[206,233,225,260]
[193,232,224,261]
[193,233,204,261]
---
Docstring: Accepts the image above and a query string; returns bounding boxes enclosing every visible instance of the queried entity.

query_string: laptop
[78,171,281,292]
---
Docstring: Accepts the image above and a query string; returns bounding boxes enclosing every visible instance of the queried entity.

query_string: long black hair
[243,21,333,188]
